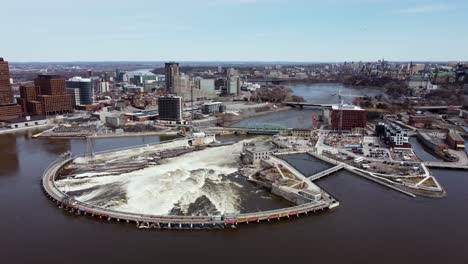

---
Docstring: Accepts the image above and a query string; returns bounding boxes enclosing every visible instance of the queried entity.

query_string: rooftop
[331,104,364,111]
[67,76,91,82]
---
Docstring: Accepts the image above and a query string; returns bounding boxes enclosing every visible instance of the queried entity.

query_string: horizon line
[8,60,468,64]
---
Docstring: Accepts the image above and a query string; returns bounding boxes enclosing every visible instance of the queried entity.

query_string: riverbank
[0,124,53,135]
[36,130,179,139]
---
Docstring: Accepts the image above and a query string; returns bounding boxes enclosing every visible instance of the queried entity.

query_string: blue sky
[2,0,467,62]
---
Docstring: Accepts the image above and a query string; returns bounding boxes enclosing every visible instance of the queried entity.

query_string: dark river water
[1,127,467,263]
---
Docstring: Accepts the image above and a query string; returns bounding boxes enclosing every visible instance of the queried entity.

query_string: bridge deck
[308,164,345,181]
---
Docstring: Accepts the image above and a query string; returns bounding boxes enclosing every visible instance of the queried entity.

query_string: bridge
[413,105,462,111]
[284,102,334,109]
[308,164,345,181]
[226,123,291,135]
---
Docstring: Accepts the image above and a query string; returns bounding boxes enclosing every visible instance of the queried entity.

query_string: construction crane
[331,89,364,133]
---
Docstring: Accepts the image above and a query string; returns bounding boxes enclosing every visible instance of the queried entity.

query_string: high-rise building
[97,81,110,93]
[66,77,94,105]
[34,75,72,115]
[19,84,41,114]
[67,88,80,108]
[158,95,183,121]
[226,76,240,96]
[165,62,180,94]
[197,79,216,93]
[0,58,22,121]
[226,68,240,96]
[0,58,14,104]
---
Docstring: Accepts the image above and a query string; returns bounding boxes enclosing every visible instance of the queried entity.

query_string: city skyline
[2,0,468,62]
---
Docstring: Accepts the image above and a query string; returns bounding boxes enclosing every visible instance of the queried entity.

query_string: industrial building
[447,133,465,150]
[409,113,433,128]
[158,96,183,121]
[66,77,94,105]
[242,142,275,165]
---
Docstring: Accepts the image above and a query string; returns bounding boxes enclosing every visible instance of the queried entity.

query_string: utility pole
[190,85,195,133]
[86,137,95,158]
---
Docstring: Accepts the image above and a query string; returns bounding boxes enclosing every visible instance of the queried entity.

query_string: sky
[1,0,467,62]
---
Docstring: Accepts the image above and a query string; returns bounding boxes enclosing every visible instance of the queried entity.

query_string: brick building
[327,105,367,131]
[33,75,72,115]
[447,133,465,150]
[409,114,432,128]
[0,58,22,121]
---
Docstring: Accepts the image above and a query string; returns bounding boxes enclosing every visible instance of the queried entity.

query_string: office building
[67,88,80,108]
[197,79,216,93]
[66,77,94,105]
[0,58,22,121]
[226,68,240,96]
[202,102,226,115]
[165,62,180,94]
[158,96,183,121]
[34,75,73,115]
[227,76,240,96]
[327,105,367,131]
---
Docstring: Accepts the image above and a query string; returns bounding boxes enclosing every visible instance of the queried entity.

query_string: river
[233,83,384,129]
[1,127,468,263]
[285,83,385,104]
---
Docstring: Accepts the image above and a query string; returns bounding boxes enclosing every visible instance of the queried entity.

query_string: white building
[408,76,438,92]
[98,81,110,93]
[242,142,276,165]
[197,79,215,93]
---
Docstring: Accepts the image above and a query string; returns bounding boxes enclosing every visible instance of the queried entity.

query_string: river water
[234,83,384,129]
[1,84,467,263]
[285,83,385,104]
[2,130,468,263]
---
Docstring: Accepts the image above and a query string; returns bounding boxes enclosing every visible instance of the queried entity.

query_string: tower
[0,57,22,121]
[165,62,180,94]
